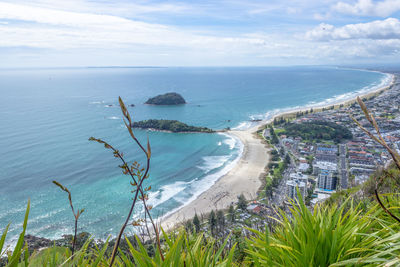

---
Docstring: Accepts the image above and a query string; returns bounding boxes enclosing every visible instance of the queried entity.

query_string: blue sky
[0,0,399,67]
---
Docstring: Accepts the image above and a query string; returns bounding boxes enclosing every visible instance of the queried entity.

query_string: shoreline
[161,71,396,230]
[260,72,395,124]
[161,125,269,230]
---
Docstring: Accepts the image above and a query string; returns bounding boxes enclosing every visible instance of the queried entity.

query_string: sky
[0,0,399,67]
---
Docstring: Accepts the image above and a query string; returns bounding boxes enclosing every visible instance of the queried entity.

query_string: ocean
[0,66,391,242]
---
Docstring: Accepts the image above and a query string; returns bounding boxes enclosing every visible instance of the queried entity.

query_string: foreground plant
[53,181,84,256]
[350,96,400,223]
[0,200,30,267]
[120,229,237,267]
[89,97,162,266]
[246,194,379,266]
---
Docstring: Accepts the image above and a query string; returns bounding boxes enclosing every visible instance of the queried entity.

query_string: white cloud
[0,1,399,66]
[0,2,271,51]
[313,13,327,20]
[333,0,400,17]
[1,0,191,17]
[305,18,400,41]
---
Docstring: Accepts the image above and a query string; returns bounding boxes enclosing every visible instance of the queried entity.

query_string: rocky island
[145,92,186,105]
[132,119,214,133]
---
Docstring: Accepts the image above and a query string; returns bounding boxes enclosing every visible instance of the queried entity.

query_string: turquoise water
[0,66,390,242]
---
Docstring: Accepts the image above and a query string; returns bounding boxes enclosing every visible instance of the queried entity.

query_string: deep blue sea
[0,66,390,242]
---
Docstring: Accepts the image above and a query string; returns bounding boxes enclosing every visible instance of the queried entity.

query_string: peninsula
[145,92,186,105]
[132,119,214,133]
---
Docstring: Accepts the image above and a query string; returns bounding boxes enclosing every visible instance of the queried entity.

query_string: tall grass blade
[8,199,30,267]
[0,223,10,256]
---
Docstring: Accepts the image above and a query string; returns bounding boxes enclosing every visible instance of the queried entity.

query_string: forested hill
[279,120,352,143]
[132,119,214,133]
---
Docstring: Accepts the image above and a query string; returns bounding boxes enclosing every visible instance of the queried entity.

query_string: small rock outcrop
[145,92,186,105]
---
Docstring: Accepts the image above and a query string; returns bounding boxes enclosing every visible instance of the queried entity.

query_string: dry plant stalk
[52,181,84,255]
[89,97,163,266]
[350,96,400,223]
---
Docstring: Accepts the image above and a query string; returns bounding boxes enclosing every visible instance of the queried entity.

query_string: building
[289,172,309,183]
[247,204,263,214]
[286,179,307,200]
[298,162,310,173]
[317,169,337,190]
[313,161,337,175]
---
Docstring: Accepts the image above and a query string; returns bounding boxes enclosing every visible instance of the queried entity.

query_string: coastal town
[243,73,400,217]
[172,72,400,247]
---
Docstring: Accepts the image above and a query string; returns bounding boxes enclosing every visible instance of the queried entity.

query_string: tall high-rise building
[318,169,337,190]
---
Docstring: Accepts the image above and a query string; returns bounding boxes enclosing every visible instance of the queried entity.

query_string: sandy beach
[161,125,270,229]
[268,73,396,122]
[161,72,396,230]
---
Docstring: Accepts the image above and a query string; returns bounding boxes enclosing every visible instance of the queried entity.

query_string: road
[339,144,348,189]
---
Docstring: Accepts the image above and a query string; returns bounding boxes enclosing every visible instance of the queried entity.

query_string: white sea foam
[197,155,231,172]
[232,121,252,130]
[106,116,120,120]
[147,181,188,209]
[302,72,393,109]
[89,101,105,104]
[28,208,65,225]
[217,132,238,150]
[161,134,244,220]
[249,114,265,120]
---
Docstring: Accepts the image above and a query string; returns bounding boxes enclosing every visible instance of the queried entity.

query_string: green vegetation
[209,210,217,236]
[265,159,287,197]
[305,155,313,174]
[193,214,200,232]
[1,212,237,266]
[247,191,400,267]
[279,120,352,143]
[269,126,279,144]
[145,92,186,105]
[132,119,214,133]
[228,205,235,223]
[52,181,84,256]
[237,194,247,210]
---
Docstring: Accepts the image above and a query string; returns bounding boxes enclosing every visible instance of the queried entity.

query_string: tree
[185,220,193,233]
[228,205,235,223]
[193,213,200,232]
[271,154,280,161]
[232,227,246,262]
[280,147,285,156]
[270,127,279,144]
[216,210,225,233]
[237,194,247,210]
[284,154,291,165]
[269,127,275,137]
[209,210,217,236]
